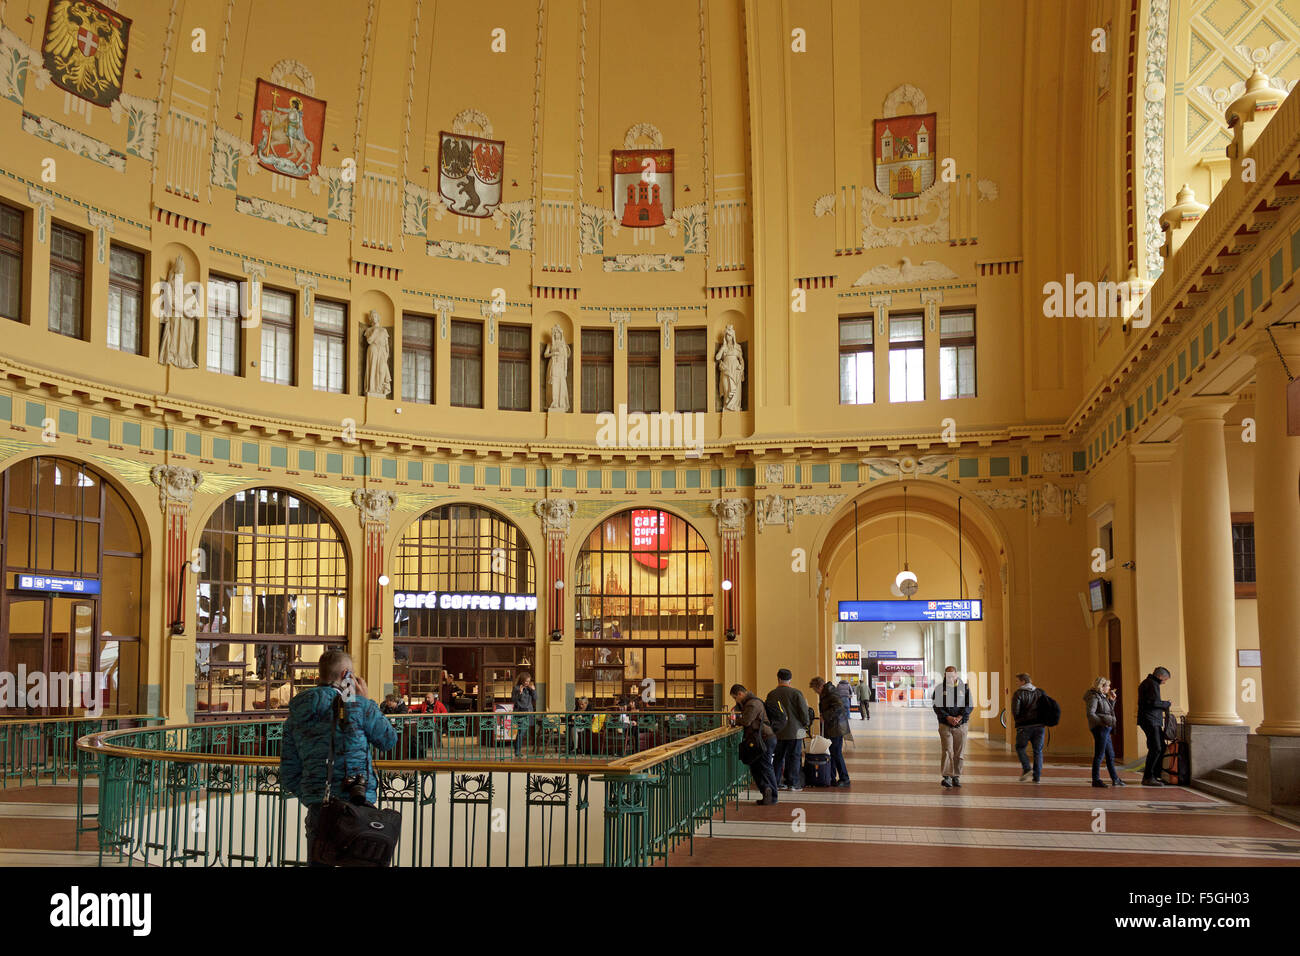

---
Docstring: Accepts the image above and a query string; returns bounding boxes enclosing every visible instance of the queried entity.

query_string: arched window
[0,457,142,714]
[575,508,714,709]
[194,487,346,717]
[392,503,536,709]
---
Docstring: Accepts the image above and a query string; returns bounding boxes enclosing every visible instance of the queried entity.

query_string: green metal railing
[0,713,159,788]
[78,711,748,867]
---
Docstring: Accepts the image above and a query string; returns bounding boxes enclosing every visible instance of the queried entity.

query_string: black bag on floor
[310,692,402,867]
[803,752,833,787]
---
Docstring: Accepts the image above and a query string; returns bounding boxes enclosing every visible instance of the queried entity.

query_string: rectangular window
[628,328,660,413]
[48,224,85,338]
[450,319,483,408]
[498,323,531,411]
[1232,514,1256,598]
[1099,521,1114,562]
[839,316,874,404]
[401,314,434,404]
[581,328,614,413]
[207,275,241,375]
[674,327,708,412]
[107,245,144,354]
[312,300,346,393]
[0,201,23,321]
[888,314,925,403]
[939,309,976,399]
[259,288,295,385]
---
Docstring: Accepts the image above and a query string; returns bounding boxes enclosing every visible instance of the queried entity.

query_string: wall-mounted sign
[630,509,669,570]
[1238,649,1262,668]
[867,650,898,659]
[14,574,101,595]
[394,591,537,612]
[834,645,862,673]
[838,599,982,622]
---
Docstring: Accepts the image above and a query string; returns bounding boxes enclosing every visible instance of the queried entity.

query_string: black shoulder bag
[308,692,402,867]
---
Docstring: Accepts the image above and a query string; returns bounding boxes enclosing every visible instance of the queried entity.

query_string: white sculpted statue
[716,323,745,412]
[363,311,391,397]
[157,256,197,368]
[544,325,570,412]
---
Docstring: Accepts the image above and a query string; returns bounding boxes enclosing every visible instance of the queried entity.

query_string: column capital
[149,465,204,513]
[710,497,751,538]
[352,488,397,531]
[1175,395,1235,423]
[1247,323,1300,362]
[1128,442,1178,464]
[535,497,577,536]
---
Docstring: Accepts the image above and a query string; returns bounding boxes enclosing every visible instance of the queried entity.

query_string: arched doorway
[815,482,1009,739]
[574,508,715,709]
[193,487,347,718]
[391,503,537,711]
[0,456,144,715]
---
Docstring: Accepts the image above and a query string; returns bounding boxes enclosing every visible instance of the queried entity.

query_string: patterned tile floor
[671,705,1300,867]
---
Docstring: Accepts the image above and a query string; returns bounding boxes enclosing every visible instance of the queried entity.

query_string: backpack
[1036,691,1061,727]
[765,697,788,734]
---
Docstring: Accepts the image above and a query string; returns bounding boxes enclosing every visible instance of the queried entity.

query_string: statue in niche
[158,256,197,369]
[363,311,391,397]
[716,324,745,412]
[544,325,570,412]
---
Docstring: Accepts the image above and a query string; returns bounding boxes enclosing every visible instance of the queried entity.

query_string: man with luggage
[932,666,973,789]
[1138,666,1173,786]
[1011,672,1047,783]
[766,668,811,792]
[811,677,851,787]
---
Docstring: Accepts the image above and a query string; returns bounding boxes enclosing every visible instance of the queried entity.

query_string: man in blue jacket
[281,650,398,864]
[932,666,973,788]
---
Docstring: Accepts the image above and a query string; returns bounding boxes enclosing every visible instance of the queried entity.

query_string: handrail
[0,712,154,726]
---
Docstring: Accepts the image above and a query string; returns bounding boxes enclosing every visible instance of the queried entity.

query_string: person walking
[857,678,871,721]
[932,666,973,788]
[765,668,811,792]
[811,677,851,787]
[1011,673,1046,783]
[1138,666,1172,786]
[731,683,778,805]
[1084,676,1125,788]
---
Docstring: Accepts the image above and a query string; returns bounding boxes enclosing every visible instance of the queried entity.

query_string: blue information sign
[837,599,981,622]
[867,650,898,659]
[14,574,101,595]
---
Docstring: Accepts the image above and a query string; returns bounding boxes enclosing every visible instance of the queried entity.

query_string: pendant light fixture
[895,486,919,597]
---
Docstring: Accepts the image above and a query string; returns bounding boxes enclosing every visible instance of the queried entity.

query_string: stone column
[1246,328,1300,809]
[536,498,577,708]
[353,490,397,689]
[150,465,203,720]
[1177,398,1246,771]
[711,498,750,706]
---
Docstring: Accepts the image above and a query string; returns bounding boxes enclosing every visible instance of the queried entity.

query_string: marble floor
[671,704,1300,867]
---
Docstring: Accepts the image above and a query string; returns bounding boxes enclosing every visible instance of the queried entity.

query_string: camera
[341,774,367,805]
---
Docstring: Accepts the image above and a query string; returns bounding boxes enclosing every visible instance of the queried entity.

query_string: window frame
[400,313,435,405]
[312,298,347,394]
[449,318,484,409]
[0,200,24,322]
[258,287,296,386]
[674,327,708,413]
[581,327,615,414]
[48,223,86,339]
[107,243,146,355]
[838,315,875,405]
[1231,512,1256,599]
[497,322,531,412]
[887,312,925,403]
[206,274,243,376]
[627,328,661,414]
[939,308,977,400]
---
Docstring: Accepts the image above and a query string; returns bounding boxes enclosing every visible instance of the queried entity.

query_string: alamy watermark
[0,667,105,717]
[1042,274,1150,329]
[151,275,260,326]
[595,403,704,457]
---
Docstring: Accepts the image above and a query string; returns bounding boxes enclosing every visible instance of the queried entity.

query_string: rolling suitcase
[803,751,833,787]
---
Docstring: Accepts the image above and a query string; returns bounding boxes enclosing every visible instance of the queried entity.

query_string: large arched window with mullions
[392,503,537,711]
[194,487,347,718]
[0,457,143,715]
[574,508,714,709]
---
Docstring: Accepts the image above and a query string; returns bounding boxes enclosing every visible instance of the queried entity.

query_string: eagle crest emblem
[42,0,131,107]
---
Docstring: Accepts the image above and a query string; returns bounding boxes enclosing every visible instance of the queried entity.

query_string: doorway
[1106,617,1124,759]
[1,595,97,714]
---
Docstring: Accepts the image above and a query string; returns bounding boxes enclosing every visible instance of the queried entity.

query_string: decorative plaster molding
[235,195,327,234]
[150,465,203,512]
[87,211,115,264]
[0,26,50,105]
[426,239,509,265]
[710,497,751,537]
[110,92,158,160]
[451,108,494,137]
[269,59,316,95]
[580,203,617,254]
[764,464,784,484]
[22,113,126,172]
[977,179,999,202]
[623,122,664,148]
[969,488,1027,510]
[655,311,677,349]
[1142,0,1171,277]
[26,188,54,242]
[295,274,317,317]
[756,494,792,533]
[403,181,430,236]
[494,200,534,251]
[860,180,950,249]
[211,127,251,191]
[535,497,577,535]
[666,203,707,253]
[853,258,959,288]
[794,494,845,516]
[352,489,397,529]
[813,193,835,218]
[602,254,685,273]
[861,455,952,479]
[1041,451,1063,473]
[881,83,928,117]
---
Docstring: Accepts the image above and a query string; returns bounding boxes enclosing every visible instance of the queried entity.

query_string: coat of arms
[438,132,504,218]
[250,79,326,179]
[42,0,131,107]
[612,149,673,227]
[873,113,936,199]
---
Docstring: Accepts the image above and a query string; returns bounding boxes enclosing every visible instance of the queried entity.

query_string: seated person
[379,693,408,715]
[423,692,448,715]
